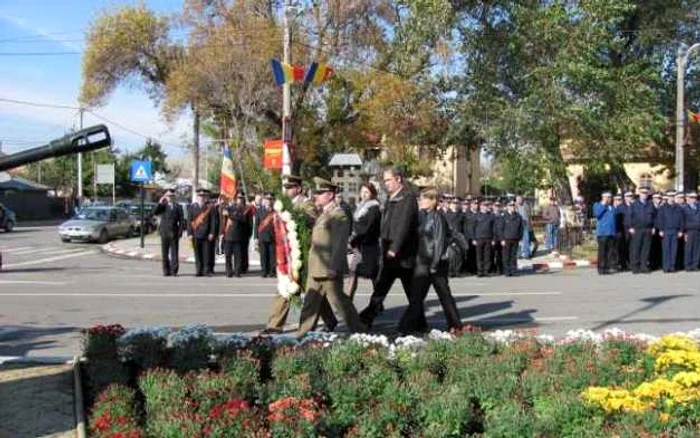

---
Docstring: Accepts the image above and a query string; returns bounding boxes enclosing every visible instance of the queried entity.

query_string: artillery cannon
[0,125,112,269]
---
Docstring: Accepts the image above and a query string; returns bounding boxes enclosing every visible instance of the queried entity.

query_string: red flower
[92,412,112,431]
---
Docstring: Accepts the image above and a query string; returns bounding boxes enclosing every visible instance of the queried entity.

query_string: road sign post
[130,160,153,249]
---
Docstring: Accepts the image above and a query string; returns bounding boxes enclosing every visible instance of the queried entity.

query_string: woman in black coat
[347,183,381,300]
[398,188,462,335]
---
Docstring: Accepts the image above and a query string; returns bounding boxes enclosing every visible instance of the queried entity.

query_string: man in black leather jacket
[398,188,462,334]
[359,167,419,328]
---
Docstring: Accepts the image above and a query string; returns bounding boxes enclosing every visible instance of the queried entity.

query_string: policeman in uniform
[656,190,684,273]
[471,200,495,277]
[152,188,185,276]
[255,193,276,278]
[682,192,700,271]
[650,193,663,271]
[445,196,465,277]
[627,188,656,274]
[188,189,214,277]
[491,200,504,275]
[462,198,479,275]
[263,176,337,334]
[498,200,524,276]
[296,178,367,338]
[207,192,221,275]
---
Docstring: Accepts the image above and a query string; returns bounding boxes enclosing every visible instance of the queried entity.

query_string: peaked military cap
[675,192,685,198]
[688,192,698,198]
[312,177,338,194]
[282,175,303,188]
[602,192,612,197]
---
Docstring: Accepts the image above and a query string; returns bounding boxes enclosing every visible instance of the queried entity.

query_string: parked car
[0,202,16,232]
[58,206,134,243]
[117,201,159,234]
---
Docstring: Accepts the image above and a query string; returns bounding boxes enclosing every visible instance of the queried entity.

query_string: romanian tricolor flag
[270,59,305,86]
[689,110,700,124]
[220,146,237,199]
[304,62,334,85]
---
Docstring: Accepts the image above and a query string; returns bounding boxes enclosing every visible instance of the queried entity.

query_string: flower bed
[82,324,700,437]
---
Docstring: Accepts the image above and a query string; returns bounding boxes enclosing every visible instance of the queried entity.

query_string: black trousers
[597,235,615,274]
[359,256,414,325]
[399,263,462,334]
[207,236,216,274]
[193,238,210,276]
[241,239,250,273]
[661,232,680,272]
[160,236,179,276]
[259,241,276,276]
[224,241,245,276]
[475,240,492,276]
[629,229,653,273]
[502,240,519,276]
[463,243,477,275]
[650,232,662,271]
[614,232,629,270]
[491,242,503,274]
[685,230,700,270]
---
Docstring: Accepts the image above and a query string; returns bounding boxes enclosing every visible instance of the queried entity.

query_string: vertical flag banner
[689,110,700,124]
[304,62,335,85]
[220,146,237,198]
[270,59,305,86]
[264,139,284,170]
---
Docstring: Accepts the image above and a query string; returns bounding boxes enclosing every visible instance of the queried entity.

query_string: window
[337,169,344,178]
[348,182,358,194]
[638,173,653,189]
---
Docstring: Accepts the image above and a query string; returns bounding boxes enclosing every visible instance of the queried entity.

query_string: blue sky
[0,0,191,157]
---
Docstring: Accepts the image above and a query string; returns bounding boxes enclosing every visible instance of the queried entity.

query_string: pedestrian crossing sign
[130,160,153,182]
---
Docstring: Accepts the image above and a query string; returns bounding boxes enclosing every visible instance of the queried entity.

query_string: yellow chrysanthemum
[672,371,700,388]
[648,335,699,356]
[654,351,700,373]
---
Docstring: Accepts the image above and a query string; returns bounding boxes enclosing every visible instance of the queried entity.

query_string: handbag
[347,248,363,272]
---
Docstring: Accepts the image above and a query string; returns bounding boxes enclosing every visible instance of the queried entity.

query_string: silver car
[59,207,134,243]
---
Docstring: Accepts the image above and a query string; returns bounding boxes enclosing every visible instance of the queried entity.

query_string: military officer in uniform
[206,192,221,275]
[255,193,276,278]
[153,188,185,276]
[627,188,656,274]
[445,197,465,277]
[656,190,684,273]
[683,192,700,271]
[263,176,337,334]
[471,200,496,277]
[188,189,214,277]
[498,200,524,277]
[221,193,248,277]
[296,178,366,338]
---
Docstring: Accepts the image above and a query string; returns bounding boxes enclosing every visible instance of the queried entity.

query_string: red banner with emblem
[264,139,284,170]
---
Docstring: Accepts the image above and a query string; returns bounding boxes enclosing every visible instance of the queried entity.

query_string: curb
[101,243,261,266]
[519,258,596,272]
[73,356,87,438]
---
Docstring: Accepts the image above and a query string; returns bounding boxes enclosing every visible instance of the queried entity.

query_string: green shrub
[118,327,170,371]
[168,324,215,373]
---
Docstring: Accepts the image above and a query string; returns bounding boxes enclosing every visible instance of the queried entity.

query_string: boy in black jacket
[499,201,525,276]
[471,200,495,277]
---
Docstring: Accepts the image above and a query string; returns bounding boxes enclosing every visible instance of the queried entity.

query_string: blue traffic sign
[130,160,153,183]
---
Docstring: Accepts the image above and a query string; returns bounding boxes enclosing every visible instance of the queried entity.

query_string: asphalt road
[1,226,699,358]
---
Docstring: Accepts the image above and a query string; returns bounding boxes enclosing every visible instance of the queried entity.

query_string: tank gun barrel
[0,124,111,172]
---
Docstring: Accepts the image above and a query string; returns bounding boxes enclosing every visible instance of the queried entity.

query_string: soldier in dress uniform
[445,196,465,277]
[263,175,337,334]
[296,178,367,338]
[471,200,495,277]
[682,192,700,271]
[221,193,248,277]
[152,188,185,277]
[498,200,524,277]
[656,190,684,273]
[255,193,277,278]
[650,193,664,271]
[462,198,479,276]
[240,196,255,274]
[188,189,215,277]
[207,192,222,275]
[627,188,656,274]
[674,192,686,271]
[491,200,504,275]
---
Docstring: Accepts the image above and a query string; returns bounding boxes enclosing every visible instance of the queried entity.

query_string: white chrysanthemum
[292,259,302,271]
[288,230,298,242]
[286,220,297,232]
[274,200,283,212]
[286,281,300,295]
[427,329,455,341]
[280,211,292,222]
[291,247,302,261]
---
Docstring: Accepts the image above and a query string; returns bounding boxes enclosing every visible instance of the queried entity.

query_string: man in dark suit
[206,192,222,275]
[153,188,184,276]
[255,193,276,278]
[188,189,214,277]
[359,166,419,329]
[472,200,496,277]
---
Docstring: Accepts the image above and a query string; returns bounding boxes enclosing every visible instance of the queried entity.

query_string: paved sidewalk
[0,363,75,438]
[103,235,594,271]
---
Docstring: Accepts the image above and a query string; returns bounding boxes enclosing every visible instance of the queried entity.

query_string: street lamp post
[676,43,700,192]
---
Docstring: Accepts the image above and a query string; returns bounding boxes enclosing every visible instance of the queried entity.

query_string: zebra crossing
[0,243,97,268]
